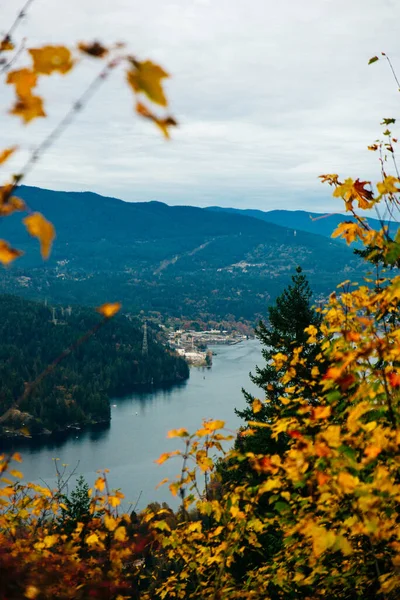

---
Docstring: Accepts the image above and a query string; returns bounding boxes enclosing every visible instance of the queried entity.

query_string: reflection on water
[1,340,261,509]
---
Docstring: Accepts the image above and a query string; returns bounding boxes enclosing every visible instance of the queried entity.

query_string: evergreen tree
[235,266,323,456]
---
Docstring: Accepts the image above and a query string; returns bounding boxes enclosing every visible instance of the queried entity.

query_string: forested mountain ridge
[0,295,189,438]
[207,206,397,240]
[0,186,367,322]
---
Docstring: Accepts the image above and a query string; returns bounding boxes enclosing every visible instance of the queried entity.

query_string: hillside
[0,294,189,438]
[0,186,367,322]
[207,206,398,240]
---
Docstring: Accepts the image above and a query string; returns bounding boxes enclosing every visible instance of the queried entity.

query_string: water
[1,340,261,510]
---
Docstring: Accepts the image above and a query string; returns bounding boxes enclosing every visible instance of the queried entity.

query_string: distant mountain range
[207,206,397,240]
[0,185,370,323]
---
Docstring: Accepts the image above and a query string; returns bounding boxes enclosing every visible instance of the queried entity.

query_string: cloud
[1,0,400,213]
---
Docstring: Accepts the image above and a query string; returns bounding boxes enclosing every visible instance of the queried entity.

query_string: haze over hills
[0,186,368,322]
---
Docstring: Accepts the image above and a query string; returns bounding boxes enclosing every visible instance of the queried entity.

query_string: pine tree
[235,266,323,455]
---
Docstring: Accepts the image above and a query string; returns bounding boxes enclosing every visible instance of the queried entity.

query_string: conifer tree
[235,266,323,455]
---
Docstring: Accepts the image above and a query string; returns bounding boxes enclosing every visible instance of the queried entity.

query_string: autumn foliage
[2,7,400,598]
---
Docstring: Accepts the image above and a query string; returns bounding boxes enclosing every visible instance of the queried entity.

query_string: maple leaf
[167,428,189,438]
[94,476,105,492]
[0,37,14,52]
[319,173,339,186]
[0,146,17,165]
[23,212,55,258]
[104,514,118,531]
[376,176,400,196]
[388,371,400,388]
[333,178,374,210]
[0,240,23,265]
[78,41,108,58]
[136,102,177,138]
[0,196,26,217]
[127,59,169,106]
[252,398,263,414]
[24,586,39,599]
[96,302,121,318]
[10,95,46,124]
[6,68,37,98]
[311,406,331,420]
[332,221,365,245]
[29,46,74,75]
[337,472,359,494]
[114,526,127,542]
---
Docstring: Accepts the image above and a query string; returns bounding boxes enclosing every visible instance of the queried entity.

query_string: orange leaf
[0,195,26,217]
[29,46,74,75]
[136,102,177,138]
[6,68,37,98]
[96,302,122,318]
[388,371,400,388]
[10,95,46,124]
[127,60,169,106]
[0,240,23,265]
[0,147,17,165]
[23,212,55,258]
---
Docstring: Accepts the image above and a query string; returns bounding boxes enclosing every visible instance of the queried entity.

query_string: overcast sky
[1,0,400,212]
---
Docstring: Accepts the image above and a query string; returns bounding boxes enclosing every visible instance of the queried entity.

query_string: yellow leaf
[332,221,365,245]
[376,175,400,196]
[43,534,58,548]
[10,95,46,124]
[252,399,263,414]
[29,46,74,75]
[96,302,122,318]
[7,68,37,98]
[104,514,118,531]
[127,60,169,106]
[109,491,124,507]
[86,532,100,546]
[0,146,17,165]
[24,212,55,258]
[9,469,23,479]
[322,425,341,448]
[114,525,127,541]
[94,476,105,492]
[205,419,225,431]
[167,428,189,438]
[333,178,374,210]
[312,405,331,420]
[12,452,22,463]
[312,527,336,557]
[0,240,23,265]
[25,586,39,599]
[337,471,359,494]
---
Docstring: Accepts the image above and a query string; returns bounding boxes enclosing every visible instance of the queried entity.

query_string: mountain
[0,186,367,323]
[206,206,397,240]
[0,294,189,438]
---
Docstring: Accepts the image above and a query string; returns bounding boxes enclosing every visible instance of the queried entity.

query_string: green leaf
[381,118,396,125]
[368,56,379,65]
[274,501,290,513]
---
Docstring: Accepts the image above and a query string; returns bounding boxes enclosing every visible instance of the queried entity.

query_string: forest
[0,294,189,437]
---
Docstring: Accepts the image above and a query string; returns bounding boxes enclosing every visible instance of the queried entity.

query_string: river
[1,340,261,510]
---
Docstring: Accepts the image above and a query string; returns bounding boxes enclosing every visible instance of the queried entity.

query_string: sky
[1,0,400,212]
